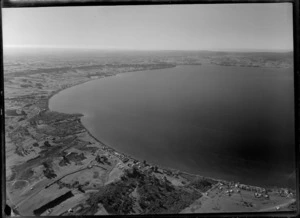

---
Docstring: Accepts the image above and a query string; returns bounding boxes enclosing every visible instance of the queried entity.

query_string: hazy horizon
[3,3,293,51]
[3,46,293,53]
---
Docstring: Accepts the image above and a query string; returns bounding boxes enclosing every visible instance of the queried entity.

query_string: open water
[49,64,295,188]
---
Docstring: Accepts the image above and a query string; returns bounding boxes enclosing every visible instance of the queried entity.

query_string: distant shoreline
[4,46,293,53]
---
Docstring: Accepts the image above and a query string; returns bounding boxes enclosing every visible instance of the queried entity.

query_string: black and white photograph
[2,1,298,216]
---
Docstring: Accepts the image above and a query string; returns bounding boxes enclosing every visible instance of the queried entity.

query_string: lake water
[49,64,295,188]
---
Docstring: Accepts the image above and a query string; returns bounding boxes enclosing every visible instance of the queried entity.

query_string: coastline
[46,65,224,182]
[46,65,286,190]
[5,62,297,215]
[46,65,177,149]
[4,47,296,214]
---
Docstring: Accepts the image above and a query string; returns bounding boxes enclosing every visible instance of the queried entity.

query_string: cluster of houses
[98,147,149,172]
[113,151,130,164]
[279,188,294,198]
[217,182,240,196]
[100,144,180,179]
[217,182,271,199]
[254,192,269,199]
[217,181,295,201]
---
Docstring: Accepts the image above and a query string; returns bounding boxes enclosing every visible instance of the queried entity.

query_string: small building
[90,76,99,79]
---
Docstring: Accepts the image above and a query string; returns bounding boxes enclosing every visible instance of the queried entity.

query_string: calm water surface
[49,65,295,188]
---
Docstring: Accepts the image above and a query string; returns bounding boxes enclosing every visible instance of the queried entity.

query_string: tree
[95,155,103,163]
[78,185,85,193]
[44,141,51,147]
[63,155,70,164]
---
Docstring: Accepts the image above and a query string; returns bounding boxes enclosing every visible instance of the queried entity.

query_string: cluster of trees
[136,172,201,214]
[58,155,71,167]
[43,167,57,179]
[86,180,136,215]
[95,154,111,165]
[44,141,51,147]
[84,165,202,215]
[188,177,217,192]
[42,161,57,179]
[68,152,86,163]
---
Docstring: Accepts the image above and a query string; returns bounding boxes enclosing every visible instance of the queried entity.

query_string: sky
[2,3,293,51]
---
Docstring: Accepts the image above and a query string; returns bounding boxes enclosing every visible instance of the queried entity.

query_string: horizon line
[4,45,293,53]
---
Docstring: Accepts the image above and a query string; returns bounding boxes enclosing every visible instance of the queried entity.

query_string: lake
[49,64,295,188]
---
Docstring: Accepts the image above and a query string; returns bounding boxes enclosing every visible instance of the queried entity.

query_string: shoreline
[46,65,177,149]
[6,63,297,215]
[46,66,226,181]
[4,50,296,214]
[46,65,292,191]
